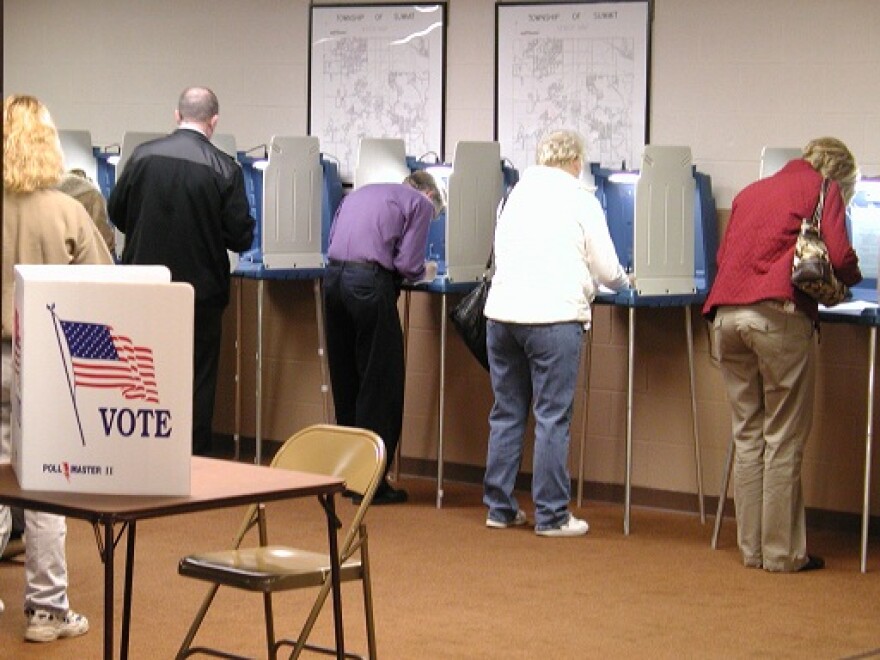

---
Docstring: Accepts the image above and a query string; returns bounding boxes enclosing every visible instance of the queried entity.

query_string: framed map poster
[496,1,651,174]
[309,3,447,183]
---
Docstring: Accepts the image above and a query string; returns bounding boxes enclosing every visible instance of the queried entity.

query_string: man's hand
[423,260,438,282]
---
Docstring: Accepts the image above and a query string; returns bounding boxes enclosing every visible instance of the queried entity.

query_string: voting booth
[11,265,193,495]
[354,137,517,282]
[759,147,880,304]
[237,136,343,270]
[850,177,880,303]
[592,145,719,298]
[58,129,98,182]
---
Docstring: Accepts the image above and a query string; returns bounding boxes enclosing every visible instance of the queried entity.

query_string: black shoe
[797,555,825,572]
[350,483,408,506]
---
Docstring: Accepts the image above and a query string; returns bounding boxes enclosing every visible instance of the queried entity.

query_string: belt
[327,258,383,272]
[759,299,799,315]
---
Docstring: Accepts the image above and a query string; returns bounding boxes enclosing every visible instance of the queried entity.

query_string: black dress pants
[324,262,404,479]
[192,303,224,456]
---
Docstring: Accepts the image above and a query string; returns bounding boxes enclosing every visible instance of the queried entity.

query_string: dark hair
[177,86,219,123]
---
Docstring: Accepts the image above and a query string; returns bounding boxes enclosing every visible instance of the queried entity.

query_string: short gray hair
[536,130,585,168]
[177,86,219,123]
[403,170,445,217]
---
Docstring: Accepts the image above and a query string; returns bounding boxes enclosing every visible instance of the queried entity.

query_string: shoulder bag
[791,178,850,306]
[449,249,492,371]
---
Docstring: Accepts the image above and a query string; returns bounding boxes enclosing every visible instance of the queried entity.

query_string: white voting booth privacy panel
[760,146,802,179]
[445,141,503,282]
[11,265,193,495]
[211,133,237,159]
[58,129,97,182]
[354,138,410,189]
[261,135,324,269]
[633,145,696,295]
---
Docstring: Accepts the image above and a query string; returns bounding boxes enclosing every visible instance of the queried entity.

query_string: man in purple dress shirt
[325,171,443,504]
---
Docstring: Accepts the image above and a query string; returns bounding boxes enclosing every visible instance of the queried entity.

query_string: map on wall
[309,4,446,183]
[496,1,649,174]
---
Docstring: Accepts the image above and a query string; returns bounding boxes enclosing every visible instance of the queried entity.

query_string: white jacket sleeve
[583,196,629,291]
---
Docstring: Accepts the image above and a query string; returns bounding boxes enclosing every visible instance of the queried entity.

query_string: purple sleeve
[392,195,434,281]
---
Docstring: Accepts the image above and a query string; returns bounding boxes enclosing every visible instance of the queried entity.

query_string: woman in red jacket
[703,137,861,572]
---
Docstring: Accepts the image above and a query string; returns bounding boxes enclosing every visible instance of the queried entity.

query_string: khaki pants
[713,303,815,572]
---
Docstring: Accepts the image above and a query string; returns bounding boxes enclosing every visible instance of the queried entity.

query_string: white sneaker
[486,509,528,529]
[535,514,589,537]
[0,597,4,614]
[25,608,89,643]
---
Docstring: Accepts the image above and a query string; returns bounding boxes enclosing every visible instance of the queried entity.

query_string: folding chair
[176,424,386,659]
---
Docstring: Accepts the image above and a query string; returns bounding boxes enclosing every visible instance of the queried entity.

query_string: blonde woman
[703,137,861,572]
[2,94,111,642]
[483,129,629,536]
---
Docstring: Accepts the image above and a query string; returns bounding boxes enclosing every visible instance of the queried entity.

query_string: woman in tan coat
[1,94,111,642]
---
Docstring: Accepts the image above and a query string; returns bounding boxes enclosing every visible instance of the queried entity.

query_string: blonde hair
[802,137,860,205]
[4,95,64,193]
[536,130,585,169]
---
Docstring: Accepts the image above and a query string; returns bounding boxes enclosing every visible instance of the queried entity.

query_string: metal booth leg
[313,278,332,424]
[624,307,635,535]
[860,326,876,573]
[712,434,735,549]
[437,293,448,509]
[685,305,706,523]
[577,325,594,508]
[395,290,412,483]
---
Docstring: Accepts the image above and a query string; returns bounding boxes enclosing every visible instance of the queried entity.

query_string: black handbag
[449,250,492,371]
[791,178,850,306]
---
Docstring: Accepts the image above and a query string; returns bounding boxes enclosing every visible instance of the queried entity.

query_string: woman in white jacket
[483,129,629,537]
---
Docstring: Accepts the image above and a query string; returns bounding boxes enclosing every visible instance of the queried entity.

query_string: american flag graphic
[59,320,159,404]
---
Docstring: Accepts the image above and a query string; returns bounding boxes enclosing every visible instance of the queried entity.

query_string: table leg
[861,326,876,573]
[624,307,635,535]
[325,494,345,659]
[103,521,114,660]
[685,306,706,523]
[121,521,136,660]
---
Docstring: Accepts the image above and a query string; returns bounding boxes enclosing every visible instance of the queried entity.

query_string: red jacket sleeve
[820,180,862,287]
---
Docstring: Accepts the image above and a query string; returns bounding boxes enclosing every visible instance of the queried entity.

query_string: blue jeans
[483,320,584,530]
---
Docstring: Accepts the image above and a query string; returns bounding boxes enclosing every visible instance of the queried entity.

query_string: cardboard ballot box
[11,265,194,495]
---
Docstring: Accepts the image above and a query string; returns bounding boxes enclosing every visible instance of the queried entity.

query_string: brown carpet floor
[1,476,879,659]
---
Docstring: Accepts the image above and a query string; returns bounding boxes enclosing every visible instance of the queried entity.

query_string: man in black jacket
[109,86,255,455]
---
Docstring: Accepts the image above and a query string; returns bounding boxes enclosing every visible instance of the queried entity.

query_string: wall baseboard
[215,435,878,535]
